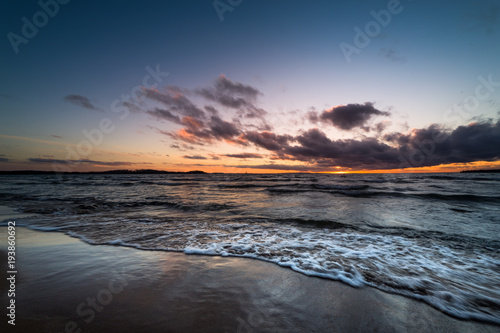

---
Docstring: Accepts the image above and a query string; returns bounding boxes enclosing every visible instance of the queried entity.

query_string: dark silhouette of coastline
[0,169,206,175]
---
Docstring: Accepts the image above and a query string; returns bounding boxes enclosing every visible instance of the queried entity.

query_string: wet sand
[0,226,499,332]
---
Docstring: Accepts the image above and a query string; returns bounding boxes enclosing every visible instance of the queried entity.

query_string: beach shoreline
[0,225,498,332]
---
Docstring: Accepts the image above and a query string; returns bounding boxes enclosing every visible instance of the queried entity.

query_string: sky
[1,0,500,173]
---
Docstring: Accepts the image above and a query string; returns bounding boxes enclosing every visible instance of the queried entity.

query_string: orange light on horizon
[3,156,499,174]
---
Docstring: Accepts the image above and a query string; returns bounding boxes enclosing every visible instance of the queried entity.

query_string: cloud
[234,119,500,170]
[306,109,320,123]
[373,120,392,134]
[183,155,207,160]
[388,119,500,168]
[285,128,402,168]
[143,87,240,144]
[64,95,102,111]
[144,76,273,146]
[228,164,326,172]
[197,74,261,110]
[170,143,196,151]
[121,101,142,113]
[142,75,500,171]
[28,158,146,166]
[142,87,205,119]
[147,108,182,124]
[208,115,241,139]
[51,135,62,139]
[164,115,242,145]
[319,102,390,130]
[379,48,406,63]
[208,154,221,160]
[242,131,292,151]
[0,158,9,162]
[223,153,263,159]
[197,75,269,126]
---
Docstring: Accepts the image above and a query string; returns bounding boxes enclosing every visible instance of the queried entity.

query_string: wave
[361,179,387,183]
[266,186,500,202]
[314,184,369,190]
[218,182,305,189]
[13,197,237,215]
[19,218,499,326]
[3,172,500,324]
[413,192,500,203]
[154,182,194,186]
[424,175,500,182]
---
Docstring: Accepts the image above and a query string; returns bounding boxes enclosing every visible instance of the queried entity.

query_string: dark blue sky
[1,0,499,172]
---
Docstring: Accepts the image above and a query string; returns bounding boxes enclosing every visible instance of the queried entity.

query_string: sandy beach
[0,224,498,333]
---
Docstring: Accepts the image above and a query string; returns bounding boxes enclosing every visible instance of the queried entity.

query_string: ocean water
[1,172,499,324]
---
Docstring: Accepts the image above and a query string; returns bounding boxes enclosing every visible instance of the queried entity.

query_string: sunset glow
[1,1,499,173]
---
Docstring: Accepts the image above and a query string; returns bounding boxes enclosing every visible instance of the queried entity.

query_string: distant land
[1,169,499,175]
[0,169,206,175]
[460,169,500,173]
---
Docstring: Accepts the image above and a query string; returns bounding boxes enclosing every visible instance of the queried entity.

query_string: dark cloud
[28,158,145,166]
[28,158,80,164]
[183,155,207,160]
[306,110,320,123]
[51,135,62,139]
[197,75,269,129]
[393,120,500,168]
[64,95,102,111]
[285,128,400,168]
[197,74,261,110]
[159,114,241,145]
[164,129,206,145]
[228,164,325,172]
[144,76,271,146]
[448,121,500,160]
[243,121,273,132]
[208,115,241,140]
[208,154,221,160]
[242,131,292,151]
[143,76,499,170]
[0,158,9,162]
[382,131,409,146]
[223,153,263,159]
[121,101,142,113]
[319,102,390,130]
[147,108,182,124]
[142,87,205,119]
[373,121,392,134]
[204,105,219,116]
[234,120,500,170]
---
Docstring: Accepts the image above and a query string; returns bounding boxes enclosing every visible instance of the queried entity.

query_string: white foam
[168,222,500,324]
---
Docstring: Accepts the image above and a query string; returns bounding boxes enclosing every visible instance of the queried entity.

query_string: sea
[1,172,499,324]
